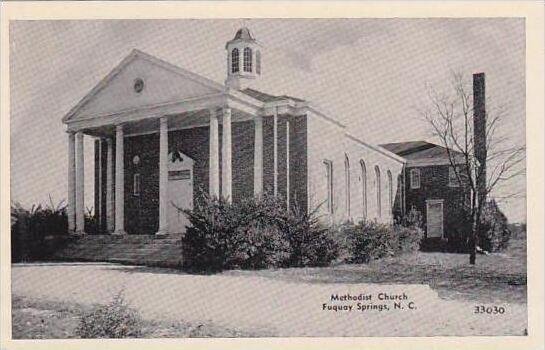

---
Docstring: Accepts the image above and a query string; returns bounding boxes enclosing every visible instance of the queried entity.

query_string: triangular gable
[63,49,225,122]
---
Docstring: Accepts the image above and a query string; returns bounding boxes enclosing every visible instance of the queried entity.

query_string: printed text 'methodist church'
[63,27,480,242]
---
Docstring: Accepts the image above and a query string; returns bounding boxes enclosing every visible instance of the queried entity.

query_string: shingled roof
[380,141,465,166]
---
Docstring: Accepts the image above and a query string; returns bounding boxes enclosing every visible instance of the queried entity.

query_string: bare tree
[421,72,525,265]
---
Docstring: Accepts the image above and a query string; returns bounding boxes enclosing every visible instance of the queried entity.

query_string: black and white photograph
[1,2,543,348]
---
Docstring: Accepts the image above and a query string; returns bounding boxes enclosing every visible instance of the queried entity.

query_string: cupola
[225,27,262,90]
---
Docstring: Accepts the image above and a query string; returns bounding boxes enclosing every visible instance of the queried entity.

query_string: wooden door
[426,200,444,238]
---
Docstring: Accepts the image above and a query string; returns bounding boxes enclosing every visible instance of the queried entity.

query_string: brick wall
[289,115,308,212]
[232,120,255,201]
[404,164,470,239]
[95,116,308,234]
[263,114,308,211]
[124,133,160,235]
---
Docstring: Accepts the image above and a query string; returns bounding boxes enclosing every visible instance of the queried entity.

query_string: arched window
[323,160,334,214]
[345,155,350,218]
[375,166,381,218]
[360,160,367,220]
[397,174,403,215]
[387,170,393,214]
[256,50,261,74]
[243,47,252,72]
[231,48,239,73]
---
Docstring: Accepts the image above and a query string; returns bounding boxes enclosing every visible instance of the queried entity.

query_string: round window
[134,78,144,93]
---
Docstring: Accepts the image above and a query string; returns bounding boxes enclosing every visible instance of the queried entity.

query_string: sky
[9,18,526,222]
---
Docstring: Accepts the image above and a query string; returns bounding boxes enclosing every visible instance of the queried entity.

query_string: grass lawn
[223,237,527,304]
[11,295,262,339]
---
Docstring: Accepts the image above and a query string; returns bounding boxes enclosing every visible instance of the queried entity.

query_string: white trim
[323,159,334,215]
[360,159,367,220]
[66,93,227,132]
[374,165,381,219]
[387,170,393,216]
[410,168,421,189]
[133,173,141,197]
[63,49,225,123]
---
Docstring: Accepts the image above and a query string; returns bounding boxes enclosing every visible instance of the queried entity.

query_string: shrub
[11,197,69,262]
[182,195,290,271]
[396,206,424,229]
[395,207,425,253]
[396,225,424,253]
[343,221,396,263]
[76,291,142,338]
[342,220,423,263]
[478,199,511,252]
[182,194,338,271]
[274,202,339,267]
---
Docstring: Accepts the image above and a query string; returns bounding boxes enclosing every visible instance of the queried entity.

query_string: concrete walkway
[11,263,527,337]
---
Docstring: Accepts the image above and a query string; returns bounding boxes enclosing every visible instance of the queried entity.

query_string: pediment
[64,49,224,122]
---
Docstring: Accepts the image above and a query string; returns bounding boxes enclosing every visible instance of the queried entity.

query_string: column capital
[159,116,168,124]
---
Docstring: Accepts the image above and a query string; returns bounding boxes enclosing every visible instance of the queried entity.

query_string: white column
[286,120,290,209]
[253,115,263,196]
[157,117,169,235]
[97,139,103,232]
[67,132,76,233]
[273,107,278,197]
[209,108,220,198]
[113,124,126,235]
[222,107,232,201]
[106,138,114,233]
[75,132,85,234]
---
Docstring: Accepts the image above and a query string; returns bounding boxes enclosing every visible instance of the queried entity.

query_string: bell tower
[225,27,262,90]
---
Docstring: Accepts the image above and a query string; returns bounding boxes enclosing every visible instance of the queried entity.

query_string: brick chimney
[473,73,487,201]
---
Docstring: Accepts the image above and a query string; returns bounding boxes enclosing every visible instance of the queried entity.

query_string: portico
[65,94,266,235]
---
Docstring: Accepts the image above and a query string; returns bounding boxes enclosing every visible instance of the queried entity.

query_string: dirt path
[11,263,527,337]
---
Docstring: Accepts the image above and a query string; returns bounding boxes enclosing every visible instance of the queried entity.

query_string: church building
[62,27,409,236]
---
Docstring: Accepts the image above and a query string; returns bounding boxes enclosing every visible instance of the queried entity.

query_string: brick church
[62,27,470,241]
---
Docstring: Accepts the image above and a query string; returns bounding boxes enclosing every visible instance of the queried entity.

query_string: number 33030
[474,305,506,314]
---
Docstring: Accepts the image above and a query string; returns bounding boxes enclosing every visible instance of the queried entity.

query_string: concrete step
[54,235,184,268]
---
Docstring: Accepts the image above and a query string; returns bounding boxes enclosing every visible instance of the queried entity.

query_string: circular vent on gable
[134,78,144,93]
